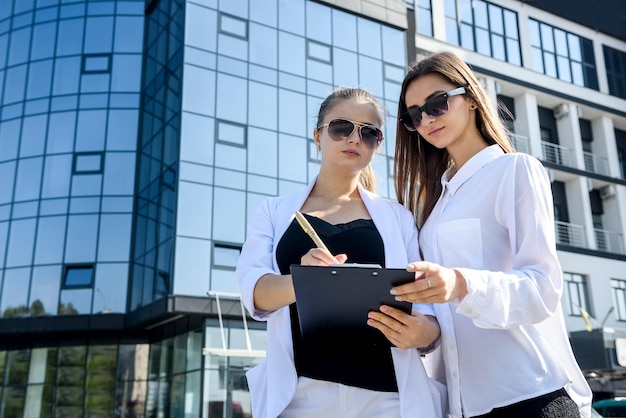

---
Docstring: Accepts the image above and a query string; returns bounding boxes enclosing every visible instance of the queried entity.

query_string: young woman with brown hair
[391,51,592,418]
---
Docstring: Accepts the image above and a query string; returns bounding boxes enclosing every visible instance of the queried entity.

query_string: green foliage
[87,372,116,391]
[58,347,86,367]
[57,366,85,386]
[85,391,115,411]
[58,302,79,315]
[56,386,85,407]
[6,350,29,385]
[1,299,49,318]
[55,406,84,418]
[2,386,25,418]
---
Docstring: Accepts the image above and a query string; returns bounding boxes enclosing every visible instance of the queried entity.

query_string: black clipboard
[290,264,414,346]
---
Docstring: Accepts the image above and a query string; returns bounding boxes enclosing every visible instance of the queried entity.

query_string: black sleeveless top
[275,213,398,392]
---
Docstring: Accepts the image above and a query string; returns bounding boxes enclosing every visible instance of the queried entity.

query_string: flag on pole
[580,307,593,332]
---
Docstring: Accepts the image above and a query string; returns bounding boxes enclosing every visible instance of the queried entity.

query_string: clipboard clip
[329,263,382,275]
[329,263,382,268]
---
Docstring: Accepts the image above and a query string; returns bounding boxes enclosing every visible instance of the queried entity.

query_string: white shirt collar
[442,144,505,195]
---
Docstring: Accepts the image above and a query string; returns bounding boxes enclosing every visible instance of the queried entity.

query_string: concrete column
[479,77,499,112]
[515,5,533,73]
[554,102,584,170]
[431,0,447,41]
[514,92,541,159]
[591,116,626,253]
[592,37,610,95]
[593,116,619,178]
[23,348,49,417]
[566,177,596,250]
[611,185,626,254]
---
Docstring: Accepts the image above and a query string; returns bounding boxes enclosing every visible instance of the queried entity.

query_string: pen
[294,211,330,253]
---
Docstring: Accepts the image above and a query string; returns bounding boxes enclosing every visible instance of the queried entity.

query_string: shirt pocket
[436,218,483,268]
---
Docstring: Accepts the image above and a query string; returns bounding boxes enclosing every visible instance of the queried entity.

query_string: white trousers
[280,376,401,418]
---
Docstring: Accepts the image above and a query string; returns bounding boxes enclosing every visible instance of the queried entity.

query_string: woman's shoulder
[496,150,540,164]
[492,151,545,173]
[491,152,550,189]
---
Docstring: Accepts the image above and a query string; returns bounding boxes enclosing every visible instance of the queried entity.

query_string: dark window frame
[416,0,433,37]
[215,120,247,148]
[612,278,626,321]
[73,152,105,175]
[81,54,112,74]
[307,40,332,64]
[212,242,242,271]
[563,272,590,317]
[529,18,598,89]
[63,264,95,289]
[604,45,626,100]
[444,0,521,65]
[218,12,248,40]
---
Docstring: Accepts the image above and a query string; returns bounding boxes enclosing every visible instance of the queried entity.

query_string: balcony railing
[594,228,625,255]
[555,221,586,248]
[542,142,573,167]
[583,151,610,176]
[508,133,530,154]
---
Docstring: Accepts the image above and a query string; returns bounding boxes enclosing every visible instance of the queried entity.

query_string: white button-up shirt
[421,145,592,418]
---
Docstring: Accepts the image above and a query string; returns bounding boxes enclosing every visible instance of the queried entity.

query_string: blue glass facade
[0,0,407,416]
[0,0,144,318]
[131,0,183,310]
[172,0,406,303]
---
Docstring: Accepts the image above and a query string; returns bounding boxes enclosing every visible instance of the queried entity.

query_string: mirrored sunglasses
[399,86,467,131]
[317,118,383,149]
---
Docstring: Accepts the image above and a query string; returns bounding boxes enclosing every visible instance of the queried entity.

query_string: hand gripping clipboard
[290,264,414,346]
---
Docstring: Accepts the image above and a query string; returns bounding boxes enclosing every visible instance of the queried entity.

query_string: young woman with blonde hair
[237,87,446,418]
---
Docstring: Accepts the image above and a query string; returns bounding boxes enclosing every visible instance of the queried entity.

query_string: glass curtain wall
[174,0,408,299]
[130,0,184,310]
[0,334,205,418]
[529,18,598,89]
[443,0,521,65]
[0,0,411,416]
[0,0,143,318]
[176,0,409,417]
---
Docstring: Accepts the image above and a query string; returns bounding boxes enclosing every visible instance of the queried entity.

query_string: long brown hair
[394,51,514,227]
[316,87,385,193]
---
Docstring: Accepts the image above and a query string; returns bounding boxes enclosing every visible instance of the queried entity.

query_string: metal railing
[542,142,573,167]
[583,151,610,176]
[555,221,586,248]
[203,291,266,358]
[594,228,625,254]
[508,133,530,154]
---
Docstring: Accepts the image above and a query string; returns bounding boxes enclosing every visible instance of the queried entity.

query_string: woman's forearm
[253,273,297,311]
[419,315,441,349]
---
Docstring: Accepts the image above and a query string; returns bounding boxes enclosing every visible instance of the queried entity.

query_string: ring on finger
[426,277,431,288]
[397,325,402,333]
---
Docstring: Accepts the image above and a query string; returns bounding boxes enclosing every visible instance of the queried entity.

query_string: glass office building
[0,0,407,416]
[0,0,625,416]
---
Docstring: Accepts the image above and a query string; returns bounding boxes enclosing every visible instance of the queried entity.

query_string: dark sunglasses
[317,118,383,149]
[399,86,467,131]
